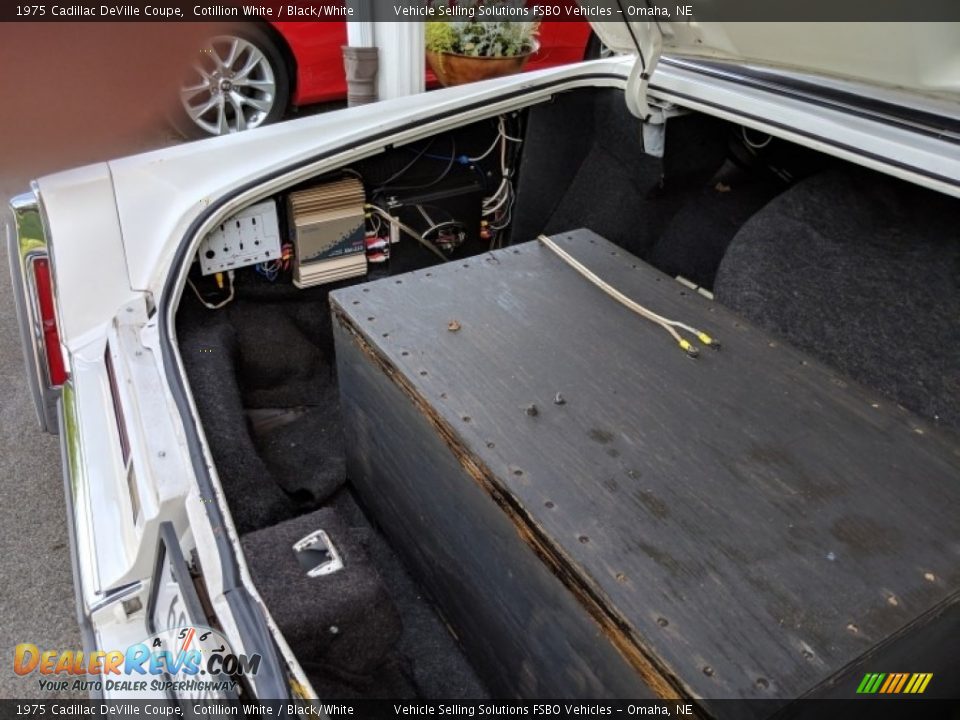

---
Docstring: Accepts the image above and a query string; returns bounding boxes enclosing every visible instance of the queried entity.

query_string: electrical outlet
[198,200,282,276]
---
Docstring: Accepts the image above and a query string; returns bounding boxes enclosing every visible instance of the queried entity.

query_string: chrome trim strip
[8,190,59,432]
[57,391,102,700]
[86,581,143,617]
[61,380,103,602]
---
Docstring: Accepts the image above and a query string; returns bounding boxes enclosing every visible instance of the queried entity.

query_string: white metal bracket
[624,21,663,123]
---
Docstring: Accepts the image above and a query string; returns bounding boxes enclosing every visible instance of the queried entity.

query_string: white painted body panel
[676,23,960,99]
[35,165,138,352]
[64,298,192,649]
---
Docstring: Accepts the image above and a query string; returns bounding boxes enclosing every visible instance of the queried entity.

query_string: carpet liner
[177,312,301,533]
[254,399,345,505]
[649,160,786,288]
[241,508,403,678]
[177,283,347,531]
[512,90,728,258]
[329,490,490,699]
[715,166,960,429]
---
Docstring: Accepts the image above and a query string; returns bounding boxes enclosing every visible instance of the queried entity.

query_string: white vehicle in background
[8,18,960,707]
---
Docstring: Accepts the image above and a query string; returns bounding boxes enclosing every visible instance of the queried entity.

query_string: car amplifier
[288,177,367,288]
[330,228,960,703]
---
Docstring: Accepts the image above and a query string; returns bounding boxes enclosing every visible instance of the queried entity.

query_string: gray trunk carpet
[329,489,490,700]
[179,278,488,699]
[240,493,489,699]
[241,508,404,683]
[177,314,303,532]
[714,166,960,430]
[176,281,347,533]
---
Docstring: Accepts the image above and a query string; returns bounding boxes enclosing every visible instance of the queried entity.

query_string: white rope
[537,235,718,357]
[187,270,235,310]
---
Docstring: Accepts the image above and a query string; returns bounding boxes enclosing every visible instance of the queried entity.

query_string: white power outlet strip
[198,200,282,276]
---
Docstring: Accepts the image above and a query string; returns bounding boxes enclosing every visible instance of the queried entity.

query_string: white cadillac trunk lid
[588,19,960,115]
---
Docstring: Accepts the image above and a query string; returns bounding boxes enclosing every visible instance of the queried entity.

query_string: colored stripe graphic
[857,672,932,694]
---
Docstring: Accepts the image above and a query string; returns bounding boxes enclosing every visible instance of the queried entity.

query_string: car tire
[174,27,290,138]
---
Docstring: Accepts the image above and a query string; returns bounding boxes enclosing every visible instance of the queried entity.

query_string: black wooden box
[330,229,960,708]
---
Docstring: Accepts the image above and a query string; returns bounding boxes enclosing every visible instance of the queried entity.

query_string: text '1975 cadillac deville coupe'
[8,13,960,714]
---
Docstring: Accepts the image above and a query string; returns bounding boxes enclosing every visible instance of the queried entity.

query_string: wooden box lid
[330,229,960,701]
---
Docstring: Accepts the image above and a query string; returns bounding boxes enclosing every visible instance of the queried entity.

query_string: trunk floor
[322,487,489,700]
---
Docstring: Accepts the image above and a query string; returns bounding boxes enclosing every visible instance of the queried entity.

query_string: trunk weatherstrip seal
[649,83,960,189]
[660,56,960,142]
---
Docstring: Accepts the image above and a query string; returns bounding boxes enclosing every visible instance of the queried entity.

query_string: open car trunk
[174,86,960,701]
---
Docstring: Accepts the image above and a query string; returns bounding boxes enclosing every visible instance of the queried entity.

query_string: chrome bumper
[7,189,59,433]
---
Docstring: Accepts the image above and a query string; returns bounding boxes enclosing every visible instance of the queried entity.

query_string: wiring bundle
[362,114,524,258]
[188,114,524,308]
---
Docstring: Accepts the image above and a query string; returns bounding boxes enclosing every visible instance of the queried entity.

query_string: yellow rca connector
[215,272,224,289]
[696,331,720,349]
[679,338,699,358]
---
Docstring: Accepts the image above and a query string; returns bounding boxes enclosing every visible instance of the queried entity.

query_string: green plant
[425,22,460,54]
[425,18,539,58]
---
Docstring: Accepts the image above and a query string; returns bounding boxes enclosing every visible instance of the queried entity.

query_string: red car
[176,20,594,137]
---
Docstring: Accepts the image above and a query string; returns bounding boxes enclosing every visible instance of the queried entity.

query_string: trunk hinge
[623,20,663,123]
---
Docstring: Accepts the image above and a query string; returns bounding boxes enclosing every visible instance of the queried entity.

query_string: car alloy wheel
[179,34,282,136]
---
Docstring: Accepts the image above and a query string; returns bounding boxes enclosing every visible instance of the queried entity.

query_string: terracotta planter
[426,42,538,87]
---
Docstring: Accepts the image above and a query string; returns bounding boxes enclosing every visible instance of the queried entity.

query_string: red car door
[274,17,592,107]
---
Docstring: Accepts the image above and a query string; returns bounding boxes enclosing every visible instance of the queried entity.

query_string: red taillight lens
[32,257,68,386]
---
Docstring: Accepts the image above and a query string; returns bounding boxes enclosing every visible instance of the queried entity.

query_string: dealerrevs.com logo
[14,626,260,695]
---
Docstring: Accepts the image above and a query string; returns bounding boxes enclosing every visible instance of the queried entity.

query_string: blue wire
[406,146,470,165]
[255,263,279,282]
